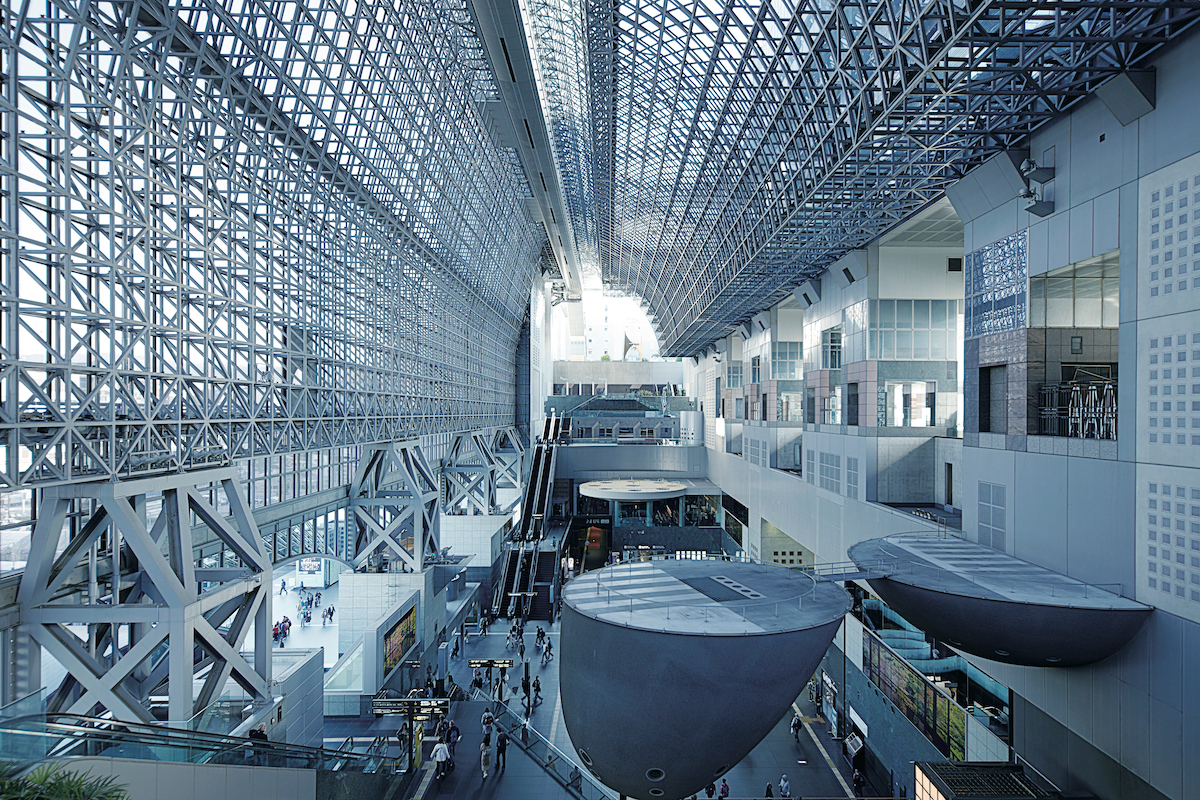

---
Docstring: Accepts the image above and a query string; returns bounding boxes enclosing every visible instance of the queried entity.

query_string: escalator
[527,549,558,621]
[495,415,561,618]
[0,713,393,775]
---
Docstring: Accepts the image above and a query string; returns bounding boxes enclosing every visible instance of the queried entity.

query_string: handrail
[0,713,381,774]
[470,689,614,800]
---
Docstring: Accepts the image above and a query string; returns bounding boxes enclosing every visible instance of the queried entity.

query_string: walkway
[326,610,872,799]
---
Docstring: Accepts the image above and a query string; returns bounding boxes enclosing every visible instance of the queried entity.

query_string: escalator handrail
[0,713,378,771]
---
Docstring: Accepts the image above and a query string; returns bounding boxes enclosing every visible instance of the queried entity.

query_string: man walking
[495,730,509,772]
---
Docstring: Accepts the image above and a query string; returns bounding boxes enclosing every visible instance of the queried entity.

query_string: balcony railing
[1038,380,1117,439]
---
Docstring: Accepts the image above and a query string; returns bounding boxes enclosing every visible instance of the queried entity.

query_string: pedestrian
[532,676,542,704]
[447,721,460,760]
[495,730,509,772]
[790,712,801,741]
[432,737,450,778]
[542,640,553,663]
[705,781,716,799]
[719,778,730,799]
[279,580,287,595]
[779,773,791,797]
[248,722,269,766]
[765,783,774,798]
[518,638,526,661]
[481,707,494,739]
[853,769,865,796]
[480,739,492,780]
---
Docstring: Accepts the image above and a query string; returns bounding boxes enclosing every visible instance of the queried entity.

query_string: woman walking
[480,739,493,780]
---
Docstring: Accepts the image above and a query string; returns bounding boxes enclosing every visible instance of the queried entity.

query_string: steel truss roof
[1,0,542,487]
[528,0,1200,355]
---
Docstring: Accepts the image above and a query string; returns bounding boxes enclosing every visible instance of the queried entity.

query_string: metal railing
[0,713,382,775]
[473,690,616,800]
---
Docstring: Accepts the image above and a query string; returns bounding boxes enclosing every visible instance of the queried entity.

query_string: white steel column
[16,468,272,724]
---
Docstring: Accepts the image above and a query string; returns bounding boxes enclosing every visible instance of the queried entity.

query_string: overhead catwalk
[558,559,850,800]
[848,535,1152,667]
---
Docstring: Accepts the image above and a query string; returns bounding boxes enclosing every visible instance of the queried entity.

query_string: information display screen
[383,607,417,674]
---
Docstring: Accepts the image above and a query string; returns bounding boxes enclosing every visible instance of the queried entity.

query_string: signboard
[371,698,451,716]
[468,658,514,669]
[383,608,417,674]
[299,557,321,573]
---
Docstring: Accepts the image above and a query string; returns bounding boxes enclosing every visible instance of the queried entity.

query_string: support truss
[491,427,526,493]
[16,468,272,724]
[444,431,499,515]
[525,0,1200,354]
[351,442,441,572]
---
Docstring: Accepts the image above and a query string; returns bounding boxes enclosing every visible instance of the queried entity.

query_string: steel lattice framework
[529,0,1200,355]
[1,0,543,490]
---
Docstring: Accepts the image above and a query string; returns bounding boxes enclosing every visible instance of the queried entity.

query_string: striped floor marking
[792,701,853,798]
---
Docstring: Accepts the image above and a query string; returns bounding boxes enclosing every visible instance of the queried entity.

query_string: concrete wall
[53,758,316,800]
[274,648,325,749]
[553,443,706,479]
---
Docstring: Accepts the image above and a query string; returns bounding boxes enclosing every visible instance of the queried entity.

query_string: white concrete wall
[53,758,315,800]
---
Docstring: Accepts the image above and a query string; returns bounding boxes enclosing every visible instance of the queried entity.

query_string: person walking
[532,676,542,705]
[480,739,492,780]
[279,580,287,595]
[719,778,730,798]
[518,638,526,662]
[481,707,494,739]
[447,721,460,761]
[790,712,801,742]
[542,639,553,664]
[432,738,450,778]
[765,783,774,798]
[705,782,716,799]
[779,774,791,797]
[852,769,865,797]
[495,730,509,772]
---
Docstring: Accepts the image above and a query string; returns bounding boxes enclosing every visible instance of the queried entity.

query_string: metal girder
[491,426,526,492]
[16,468,272,724]
[350,441,441,572]
[524,0,1200,355]
[0,0,542,491]
[443,431,499,515]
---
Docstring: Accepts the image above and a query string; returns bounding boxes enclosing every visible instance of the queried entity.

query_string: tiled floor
[265,565,341,668]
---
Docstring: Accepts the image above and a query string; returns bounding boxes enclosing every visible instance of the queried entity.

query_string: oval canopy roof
[579,478,688,501]
[848,535,1152,667]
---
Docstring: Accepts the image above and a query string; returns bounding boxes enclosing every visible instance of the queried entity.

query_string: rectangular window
[882,381,937,427]
[806,450,816,484]
[978,482,1007,551]
[751,356,762,385]
[771,341,802,380]
[847,383,860,426]
[847,457,859,500]
[822,327,843,370]
[979,365,1006,433]
[819,452,842,494]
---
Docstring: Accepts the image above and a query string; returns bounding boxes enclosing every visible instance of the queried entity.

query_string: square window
[1149,577,1158,588]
